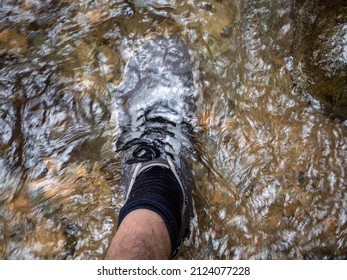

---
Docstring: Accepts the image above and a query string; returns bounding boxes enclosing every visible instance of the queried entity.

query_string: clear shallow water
[0,0,346,259]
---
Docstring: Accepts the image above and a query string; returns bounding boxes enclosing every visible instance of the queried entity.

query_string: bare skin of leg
[105,209,171,260]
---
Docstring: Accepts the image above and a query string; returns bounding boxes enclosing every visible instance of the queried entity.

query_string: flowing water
[0,0,346,259]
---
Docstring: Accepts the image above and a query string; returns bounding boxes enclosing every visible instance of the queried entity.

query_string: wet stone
[86,8,102,23]
[284,200,302,217]
[292,0,347,120]
[0,28,28,54]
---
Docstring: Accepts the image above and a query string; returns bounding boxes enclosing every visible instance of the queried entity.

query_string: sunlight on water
[0,0,346,259]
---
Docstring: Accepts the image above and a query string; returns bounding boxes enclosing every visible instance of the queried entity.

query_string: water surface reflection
[0,0,346,259]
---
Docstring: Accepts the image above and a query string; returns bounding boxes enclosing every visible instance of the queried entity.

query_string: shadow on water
[0,0,346,259]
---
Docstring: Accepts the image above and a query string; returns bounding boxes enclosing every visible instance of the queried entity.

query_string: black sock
[118,166,184,257]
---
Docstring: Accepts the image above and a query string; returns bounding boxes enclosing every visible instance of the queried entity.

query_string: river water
[0,0,346,259]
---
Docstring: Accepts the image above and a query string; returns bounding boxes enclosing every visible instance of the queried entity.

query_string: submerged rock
[292,0,347,120]
[0,28,28,54]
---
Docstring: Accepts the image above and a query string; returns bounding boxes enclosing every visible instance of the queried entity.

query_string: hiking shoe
[114,35,197,258]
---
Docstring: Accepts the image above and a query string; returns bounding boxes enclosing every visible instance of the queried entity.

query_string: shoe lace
[118,139,161,164]
[116,104,178,164]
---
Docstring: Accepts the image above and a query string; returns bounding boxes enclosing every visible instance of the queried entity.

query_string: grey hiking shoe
[113,34,198,258]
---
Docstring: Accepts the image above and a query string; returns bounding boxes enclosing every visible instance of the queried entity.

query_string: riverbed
[0,0,346,259]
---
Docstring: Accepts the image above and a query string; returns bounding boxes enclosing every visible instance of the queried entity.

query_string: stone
[292,0,347,120]
[0,28,28,54]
